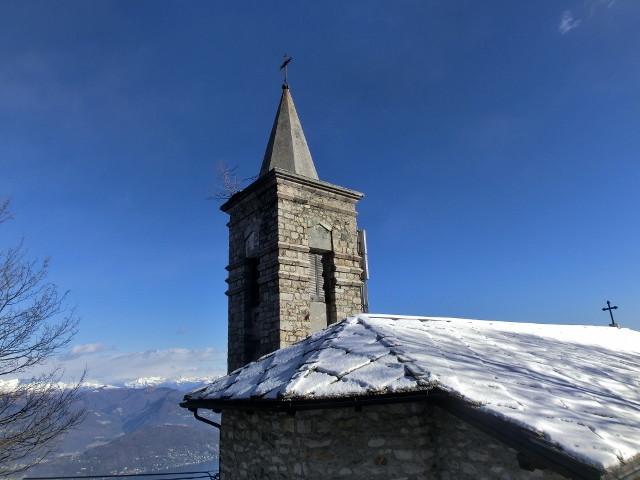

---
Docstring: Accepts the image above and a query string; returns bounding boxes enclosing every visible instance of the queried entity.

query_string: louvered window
[309,253,326,302]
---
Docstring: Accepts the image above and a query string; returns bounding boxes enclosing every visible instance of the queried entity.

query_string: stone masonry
[221,168,364,373]
[219,402,567,480]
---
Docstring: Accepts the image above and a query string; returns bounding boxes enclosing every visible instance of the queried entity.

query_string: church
[181,77,640,480]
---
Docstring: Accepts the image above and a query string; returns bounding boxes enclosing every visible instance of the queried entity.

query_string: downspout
[190,408,221,429]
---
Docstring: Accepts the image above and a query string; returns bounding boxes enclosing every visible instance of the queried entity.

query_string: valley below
[18,386,220,478]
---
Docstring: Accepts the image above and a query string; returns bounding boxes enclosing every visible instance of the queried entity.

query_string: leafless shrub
[207,160,256,202]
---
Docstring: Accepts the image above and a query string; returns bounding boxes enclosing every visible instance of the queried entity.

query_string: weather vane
[602,300,619,328]
[279,54,292,87]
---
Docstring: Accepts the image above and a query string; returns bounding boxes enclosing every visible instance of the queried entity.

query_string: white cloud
[3,348,227,388]
[64,343,115,359]
[591,0,617,11]
[559,0,621,35]
[559,10,582,34]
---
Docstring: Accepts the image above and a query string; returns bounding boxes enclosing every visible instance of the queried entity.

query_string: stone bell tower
[221,83,365,373]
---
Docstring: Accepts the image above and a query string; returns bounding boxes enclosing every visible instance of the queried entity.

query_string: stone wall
[222,169,364,373]
[274,172,363,335]
[223,174,281,372]
[219,402,566,480]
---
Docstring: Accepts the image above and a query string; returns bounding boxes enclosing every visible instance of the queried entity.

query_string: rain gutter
[189,408,221,429]
[180,389,444,415]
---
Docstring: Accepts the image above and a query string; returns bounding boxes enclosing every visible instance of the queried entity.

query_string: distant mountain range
[82,375,219,392]
[1,375,219,394]
[19,386,220,478]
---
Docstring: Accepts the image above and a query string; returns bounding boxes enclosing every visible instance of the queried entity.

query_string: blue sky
[1,1,639,381]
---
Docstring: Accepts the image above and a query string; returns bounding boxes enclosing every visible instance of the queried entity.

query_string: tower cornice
[220,168,363,214]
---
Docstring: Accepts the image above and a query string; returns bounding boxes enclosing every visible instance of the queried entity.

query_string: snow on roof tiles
[189,314,640,470]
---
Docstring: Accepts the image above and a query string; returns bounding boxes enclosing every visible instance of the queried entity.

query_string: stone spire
[259,86,319,179]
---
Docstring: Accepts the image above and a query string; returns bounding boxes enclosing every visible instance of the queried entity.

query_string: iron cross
[279,54,292,85]
[602,300,618,325]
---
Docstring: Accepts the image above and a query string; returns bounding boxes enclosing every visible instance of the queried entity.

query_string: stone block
[368,437,385,448]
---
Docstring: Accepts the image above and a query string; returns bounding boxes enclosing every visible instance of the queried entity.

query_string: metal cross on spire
[279,54,292,87]
[602,300,619,328]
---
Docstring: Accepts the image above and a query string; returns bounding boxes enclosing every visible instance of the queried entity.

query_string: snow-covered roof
[185,314,640,473]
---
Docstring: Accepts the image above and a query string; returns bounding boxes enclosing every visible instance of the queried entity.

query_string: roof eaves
[180,388,444,414]
[601,456,640,480]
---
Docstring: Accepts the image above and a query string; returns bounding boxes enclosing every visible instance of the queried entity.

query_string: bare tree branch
[0,196,85,475]
[0,368,86,474]
[206,160,256,202]
[0,196,13,226]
